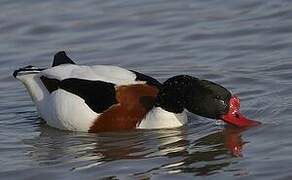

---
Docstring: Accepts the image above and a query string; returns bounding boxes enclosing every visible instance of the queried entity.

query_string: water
[0,0,292,179]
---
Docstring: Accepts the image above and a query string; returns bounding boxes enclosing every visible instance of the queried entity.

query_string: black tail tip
[13,65,33,78]
[13,65,45,78]
[13,70,19,78]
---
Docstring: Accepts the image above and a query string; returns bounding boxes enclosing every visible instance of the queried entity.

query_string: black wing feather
[40,76,117,113]
[52,51,75,67]
[130,70,162,90]
[60,78,117,113]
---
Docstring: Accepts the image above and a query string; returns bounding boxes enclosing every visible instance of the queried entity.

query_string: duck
[13,51,260,132]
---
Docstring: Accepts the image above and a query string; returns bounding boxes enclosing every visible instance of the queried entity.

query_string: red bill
[221,96,261,128]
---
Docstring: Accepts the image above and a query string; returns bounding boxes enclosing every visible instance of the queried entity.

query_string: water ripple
[1,0,292,179]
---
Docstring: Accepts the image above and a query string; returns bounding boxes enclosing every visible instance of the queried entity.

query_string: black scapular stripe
[130,70,162,90]
[40,76,60,93]
[40,76,118,113]
[52,51,75,67]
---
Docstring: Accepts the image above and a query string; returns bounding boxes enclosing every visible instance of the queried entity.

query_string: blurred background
[1,0,292,179]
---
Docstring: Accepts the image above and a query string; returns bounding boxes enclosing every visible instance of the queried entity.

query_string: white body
[16,64,187,131]
[138,107,187,129]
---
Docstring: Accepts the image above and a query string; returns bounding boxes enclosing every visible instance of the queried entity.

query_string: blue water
[1,0,292,179]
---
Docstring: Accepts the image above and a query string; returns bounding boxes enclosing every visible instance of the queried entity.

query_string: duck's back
[41,64,139,85]
[15,51,162,132]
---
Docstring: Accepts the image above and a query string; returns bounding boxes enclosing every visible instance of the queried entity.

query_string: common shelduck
[13,51,260,132]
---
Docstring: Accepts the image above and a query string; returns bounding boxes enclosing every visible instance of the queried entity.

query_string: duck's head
[156,75,261,128]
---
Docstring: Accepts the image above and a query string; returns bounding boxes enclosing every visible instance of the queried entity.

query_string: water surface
[1,0,292,179]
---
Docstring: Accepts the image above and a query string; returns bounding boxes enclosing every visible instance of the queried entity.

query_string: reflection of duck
[223,127,246,157]
[24,123,246,175]
[14,51,260,132]
[153,126,246,176]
